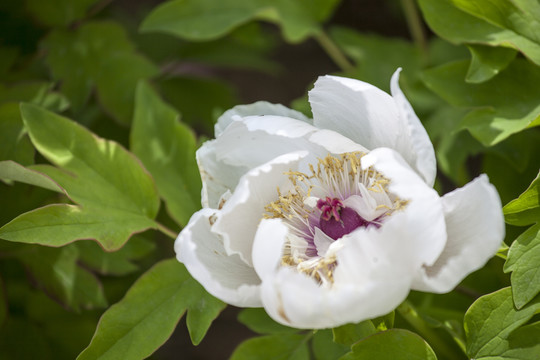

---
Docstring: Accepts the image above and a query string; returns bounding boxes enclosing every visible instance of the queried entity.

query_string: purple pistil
[317,197,367,240]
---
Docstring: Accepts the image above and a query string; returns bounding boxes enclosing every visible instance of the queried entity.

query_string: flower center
[264,152,407,285]
[316,197,366,240]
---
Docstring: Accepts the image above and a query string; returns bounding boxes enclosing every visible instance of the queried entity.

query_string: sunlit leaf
[77,259,225,359]
[504,171,540,226]
[418,0,540,66]
[0,160,63,192]
[0,104,160,250]
[422,59,540,146]
[140,0,339,43]
[504,223,540,309]
[131,81,201,227]
[464,287,540,358]
[465,45,517,83]
[339,329,437,360]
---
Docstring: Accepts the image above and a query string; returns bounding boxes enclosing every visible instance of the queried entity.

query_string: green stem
[397,301,463,359]
[314,31,355,73]
[400,0,429,59]
[156,222,177,240]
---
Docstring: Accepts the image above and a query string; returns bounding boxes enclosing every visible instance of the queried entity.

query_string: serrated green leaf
[332,321,377,346]
[464,287,540,359]
[131,82,200,227]
[230,333,310,360]
[422,59,540,146]
[504,171,540,226]
[466,45,517,83]
[0,103,160,250]
[339,329,437,360]
[312,329,349,360]
[0,103,34,166]
[77,259,224,359]
[16,244,107,311]
[25,0,100,27]
[75,236,155,276]
[418,0,540,66]
[237,308,297,335]
[140,0,339,43]
[42,21,158,124]
[504,223,540,309]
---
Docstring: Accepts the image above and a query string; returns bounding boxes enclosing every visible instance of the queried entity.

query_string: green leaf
[0,275,5,327]
[418,0,540,66]
[499,321,540,359]
[42,21,158,124]
[504,223,540,309]
[75,237,155,276]
[140,0,339,43]
[0,103,34,165]
[464,287,540,359]
[339,329,437,360]
[424,106,483,186]
[422,59,540,146]
[312,330,350,360]
[504,171,540,226]
[25,0,100,27]
[230,333,310,360]
[131,82,200,227]
[371,312,395,331]
[465,45,517,83]
[77,259,224,359]
[330,27,422,91]
[16,244,107,311]
[0,103,160,251]
[0,160,63,192]
[237,308,297,335]
[332,321,377,346]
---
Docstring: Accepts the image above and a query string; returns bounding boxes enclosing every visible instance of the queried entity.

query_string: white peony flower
[174,69,504,329]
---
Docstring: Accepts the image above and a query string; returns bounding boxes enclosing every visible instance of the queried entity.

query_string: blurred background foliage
[0,0,539,359]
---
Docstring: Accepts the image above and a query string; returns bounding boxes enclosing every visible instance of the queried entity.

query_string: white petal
[313,227,334,257]
[175,209,261,307]
[309,72,435,185]
[200,115,369,208]
[252,218,289,280]
[259,217,418,328]
[412,175,505,293]
[215,101,311,137]
[390,69,436,186]
[196,140,248,208]
[362,147,447,267]
[212,151,307,265]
